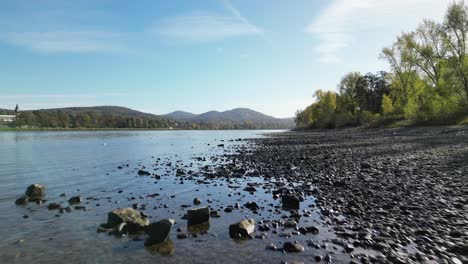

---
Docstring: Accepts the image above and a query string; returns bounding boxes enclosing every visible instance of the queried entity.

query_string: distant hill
[36,106,164,120]
[164,111,197,120]
[163,108,294,129]
[3,105,293,129]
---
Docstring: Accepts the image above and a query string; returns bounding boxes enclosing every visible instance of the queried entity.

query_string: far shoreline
[0,127,291,132]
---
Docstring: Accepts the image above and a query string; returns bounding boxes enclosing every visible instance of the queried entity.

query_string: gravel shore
[216,126,468,263]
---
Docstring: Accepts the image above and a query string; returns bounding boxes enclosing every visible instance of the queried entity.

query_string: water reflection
[188,222,210,234]
[145,239,175,256]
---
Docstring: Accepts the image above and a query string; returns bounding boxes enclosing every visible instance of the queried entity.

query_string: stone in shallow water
[282,194,300,209]
[283,241,305,253]
[106,208,149,233]
[244,201,260,211]
[229,219,255,239]
[15,196,29,205]
[47,203,61,210]
[187,206,210,226]
[25,184,45,201]
[193,197,201,205]
[68,196,82,205]
[145,219,175,245]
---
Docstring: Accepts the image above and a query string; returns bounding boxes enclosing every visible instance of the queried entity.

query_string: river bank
[213,126,468,263]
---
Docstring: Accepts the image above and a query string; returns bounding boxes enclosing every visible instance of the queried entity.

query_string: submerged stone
[15,196,29,205]
[68,196,82,205]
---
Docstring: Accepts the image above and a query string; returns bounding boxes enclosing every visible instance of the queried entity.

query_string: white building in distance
[0,115,16,123]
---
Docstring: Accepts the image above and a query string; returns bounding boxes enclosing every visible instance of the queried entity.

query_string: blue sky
[0,0,451,117]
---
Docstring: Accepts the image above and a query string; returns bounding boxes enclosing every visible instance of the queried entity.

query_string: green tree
[381,94,394,116]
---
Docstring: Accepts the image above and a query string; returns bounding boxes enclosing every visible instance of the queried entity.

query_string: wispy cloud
[154,0,263,43]
[306,0,451,63]
[0,31,124,53]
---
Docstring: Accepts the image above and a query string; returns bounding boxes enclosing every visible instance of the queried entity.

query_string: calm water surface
[0,130,345,264]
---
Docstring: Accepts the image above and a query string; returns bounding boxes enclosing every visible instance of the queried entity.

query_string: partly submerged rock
[138,170,151,176]
[110,223,128,237]
[187,206,210,226]
[283,242,305,253]
[282,194,300,209]
[15,196,29,205]
[47,203,61,210]
[68,196,82,205]
[193,197,202,205]
[25,184,45,201]
[244,202,260,211]
[145,219,175,245]
[229,219,255,239]
[106,208,149,233]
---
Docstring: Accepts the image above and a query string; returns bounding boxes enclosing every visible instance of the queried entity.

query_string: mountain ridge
[2,105,294,129]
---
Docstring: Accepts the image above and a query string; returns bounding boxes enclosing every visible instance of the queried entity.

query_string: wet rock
[68,196,82,205]
[305,226,320,234]
[110,223,128,237]
[193,198,202,205]
[244,201,260,211]
[187,206,210,225]
[138,170,150,176]
[177,233,188,239]
[229,219,255,239]
[283,242,305,253]
[210,210,220,218]
[244,186,257,192]
[176,169,186,176]
[47,203,61,210]
[284,219,298,228]
[106,208,149,233]
[266,243,278,251]
[25,184,45,201]
[15,196,29,205]
[145,219,175,245]
[282,194,300,209]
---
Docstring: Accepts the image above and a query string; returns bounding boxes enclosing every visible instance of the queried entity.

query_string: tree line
[295,1,468,129]
[4,110,289,130]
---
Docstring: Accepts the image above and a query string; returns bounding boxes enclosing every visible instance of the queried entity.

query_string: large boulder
[25,184,45,201]
[229,219,255,239]
[145,219,175,245]
[106,208,149,232]
[187,206,210,226]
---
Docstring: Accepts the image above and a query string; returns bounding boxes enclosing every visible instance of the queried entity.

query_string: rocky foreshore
[213,126,468,263]
[10,126,468,263]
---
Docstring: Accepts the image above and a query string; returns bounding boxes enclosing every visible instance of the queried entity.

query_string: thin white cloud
[154,0,263,43]
[0,31,124,53]
[306,0,451,63]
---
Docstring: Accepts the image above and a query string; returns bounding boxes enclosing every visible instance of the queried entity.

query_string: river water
[0,130,346,264]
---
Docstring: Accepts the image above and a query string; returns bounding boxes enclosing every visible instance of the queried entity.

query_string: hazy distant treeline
[296,1,468,128]
[5,110,288,130]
